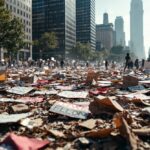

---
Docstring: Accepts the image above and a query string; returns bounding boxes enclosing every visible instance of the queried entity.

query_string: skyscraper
[5,0,32,59]
[103,13,109,25]
[32,0,76,59]
[130,0,145,59]
[76,0,96,50]
[115,16,125,47]
[96,13,114,51]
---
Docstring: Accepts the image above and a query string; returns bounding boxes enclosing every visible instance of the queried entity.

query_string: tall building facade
[76,0,96,50]
[115,16,125,47]
[5,0,32,59]
[103,12,109,25]
[130,0,145,59]
[32,0,76,59]
[96,13,114,51]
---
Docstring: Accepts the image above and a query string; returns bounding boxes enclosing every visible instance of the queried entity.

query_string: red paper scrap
[89,88,109,95]
[0,133,49,150]
[19,97,44,103]
[37,80,49,85]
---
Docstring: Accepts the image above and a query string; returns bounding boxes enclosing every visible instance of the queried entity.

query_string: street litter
[50,101,89,119]
[0,63,149,149]
[0,113,32,124]
[57,91,88,99]
[7,87,34,95]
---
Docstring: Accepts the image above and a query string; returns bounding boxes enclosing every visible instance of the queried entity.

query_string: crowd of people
[0,58,65,69]
[123,53,145,71]
[104,53,146,71]
[0,53,147,72]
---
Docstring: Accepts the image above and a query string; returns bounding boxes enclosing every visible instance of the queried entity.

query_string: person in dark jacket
[105,60,109,70]
[124,53,131,71]
[60,60,64,69]
[141,59,145,68]
[129,60,134,69]
[134,59,139,69]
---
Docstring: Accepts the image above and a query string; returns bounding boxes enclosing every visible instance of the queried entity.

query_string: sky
[95,0,150,56]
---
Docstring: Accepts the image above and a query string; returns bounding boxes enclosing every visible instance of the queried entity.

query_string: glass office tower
[32,0,76,59]
[76,0,96,50]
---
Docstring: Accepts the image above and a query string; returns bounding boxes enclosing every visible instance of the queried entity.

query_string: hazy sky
[95,0,150,55]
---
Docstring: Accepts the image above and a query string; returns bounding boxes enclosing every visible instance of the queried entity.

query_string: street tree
[0,0,25,59]
[69,42,92,61]
[34,32,58,58]
[4,17,25,56]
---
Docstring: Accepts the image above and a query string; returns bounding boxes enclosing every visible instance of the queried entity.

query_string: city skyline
[96,0,150,57]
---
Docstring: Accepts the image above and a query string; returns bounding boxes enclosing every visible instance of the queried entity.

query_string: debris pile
[0,67,149,149]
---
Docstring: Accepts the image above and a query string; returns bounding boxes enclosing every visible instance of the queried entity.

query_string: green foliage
[34,32,58,58]
[108,46,125,62]
[90,49,110,61]
[69,42,92,61]
[100,48,110,59]
[108,46,137,62]
[69,42,110,61]
[0,0,4,6]
[39,32,58,49]
[0,0,25,54]
[111,46,124,54]
[3,17,25,53]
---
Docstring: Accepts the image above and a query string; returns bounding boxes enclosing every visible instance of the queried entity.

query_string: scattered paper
[0,133,49,150]
[119,118,138,150]
[123,75,138,88]
[86,69,98,85]
[78,119,96,130]
[34,90,58,95]
[89,97,124,115]
[7,87,34,95]
[20,118,43,129]
[82,128,114,138]
[0,98,24,103]
[0,113,32,124]
[128,85,145,92]
[58,91,88,99]
[50,102,89,119]
[11,104,29,113]
[0,66,6,81]
[19,97,44,103]
[124,93,150,100]
[55,85,75,91]
[48,129,66,138]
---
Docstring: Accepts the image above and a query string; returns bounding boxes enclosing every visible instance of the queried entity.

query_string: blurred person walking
[124,53,131,71]
[134,59,139,69]
[141,59,145,69]
[105,60,109,70]
[60,59,64,69]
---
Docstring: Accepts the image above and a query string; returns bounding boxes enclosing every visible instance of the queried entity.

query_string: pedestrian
[134,59,139,69]
[60,59,64,69]
[86,61,89,67]
[39,59,43,68]
[141,59,145,68]
[129,59,134,69]
[124,53,131,71]
[105,60,109,70]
